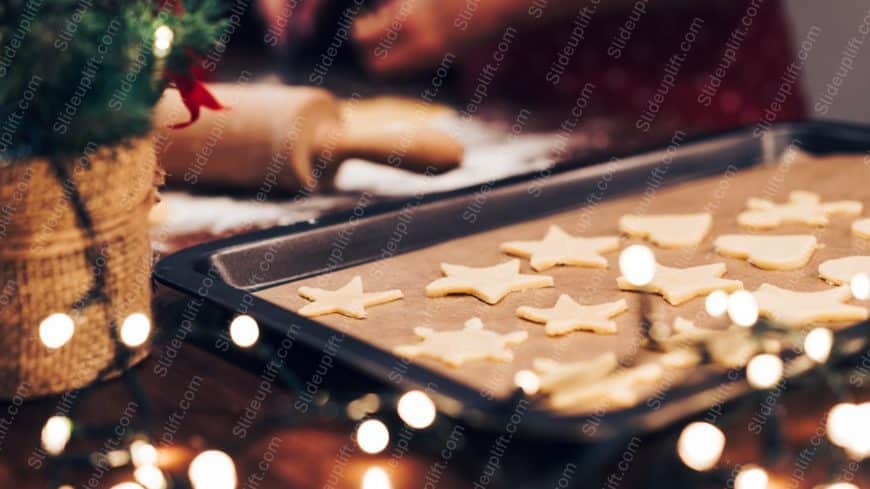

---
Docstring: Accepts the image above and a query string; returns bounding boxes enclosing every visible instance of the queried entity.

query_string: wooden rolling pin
[154,84,463,192]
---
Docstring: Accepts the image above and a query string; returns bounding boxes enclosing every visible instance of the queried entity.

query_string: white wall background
[786,1,870,123]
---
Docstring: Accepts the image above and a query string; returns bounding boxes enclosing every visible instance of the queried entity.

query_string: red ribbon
[156,0,184,15]
[156,0,226,129]
[167,73,226,129]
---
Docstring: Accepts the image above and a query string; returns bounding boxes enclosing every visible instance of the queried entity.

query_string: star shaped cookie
[533,353,618,393]
[297,276,403,318]
[500,225,620,271]
[738,190,862,229]
[753,283,868,327]
[393,318,528,367]
[516,294,628,336]
[545,362,664,410]
[619,213,712,248]
[714,234,819,270]
[617,262,743,305]
[819,256,870,285]
[425,259,554,304]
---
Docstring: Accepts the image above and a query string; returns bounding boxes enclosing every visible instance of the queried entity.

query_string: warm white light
[356,419,389,454]
[514,370,540,396]
[109,484,144,489]
[746,354,783,389]
[121,313,151,348]
[677,422,725,471]
[229,315,259,348]
[362,466,392,489]
[804,328,833,363]
[134,465,167,489]
[705,290,729,317]
[41,416,73,455]
[851,272,869,300]
[619,245,656,286]
[735,465,768,489]
[153,25,174,58]
[827,402,870,459]
[130,440,158,467]
[727,291,759,327]
[39,313,75,349]
[820,483,860,489]
[397,391,436,429]
[189,450,237,489]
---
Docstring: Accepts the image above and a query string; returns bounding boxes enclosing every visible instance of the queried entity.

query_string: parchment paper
[256,153,870,408]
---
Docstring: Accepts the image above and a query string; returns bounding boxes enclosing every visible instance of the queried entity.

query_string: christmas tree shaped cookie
[393,318,528,367]
[500,225,619,271]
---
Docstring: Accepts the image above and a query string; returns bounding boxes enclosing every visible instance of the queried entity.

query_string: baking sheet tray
[154,122,870,441]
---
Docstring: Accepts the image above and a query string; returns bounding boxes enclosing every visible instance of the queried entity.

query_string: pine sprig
[0,0,228,160]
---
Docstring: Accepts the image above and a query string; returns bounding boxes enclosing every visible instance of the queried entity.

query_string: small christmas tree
[0,0,228,160]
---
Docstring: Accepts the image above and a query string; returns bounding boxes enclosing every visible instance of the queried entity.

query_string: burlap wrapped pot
[0,136,158,399]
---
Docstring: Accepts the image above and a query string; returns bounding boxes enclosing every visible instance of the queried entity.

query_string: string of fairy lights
[26,22,868,489]
[34,240,869,489]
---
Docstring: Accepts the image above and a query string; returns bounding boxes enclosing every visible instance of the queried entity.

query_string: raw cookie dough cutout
[533,353,618,393]
[393,317,528,367]
[753,283,868,328]
[853,218,870,239]
[516,295,628,336]
[297,276,403,318]
[543,362,664,410]
[714,234,819,270]
[819,256,870,285]
[425,259,553,304]
[618,213,713,248]
[500,225,619,271]
[617,262,743,306]
[737,190,862,229]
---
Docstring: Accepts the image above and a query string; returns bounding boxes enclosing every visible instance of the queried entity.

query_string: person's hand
[352,0,518,76]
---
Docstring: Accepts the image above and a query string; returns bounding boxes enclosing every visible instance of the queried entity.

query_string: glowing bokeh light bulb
[397,391,436,429]
[735,465,768,489]
[827,402,870,458]
[705,290,728,317]
[120,313,151,348]
[134,465,167,489]
[130,440,158,467]
[153,25,174,58]
[619,245,656,287]
[356,419,389,454]
[513,370,540,396]
[851,272,869,300]
[727,291,759,327]
[39,313,75,349]
[804,327,833,363]
[188,450,237,489]
[362,466,392,489]
[229,315,259,348]
[746,354,783,389]
[822,483,860,489]
[41,416,73,455]
[677,422,725,471]
[109,483,145,489]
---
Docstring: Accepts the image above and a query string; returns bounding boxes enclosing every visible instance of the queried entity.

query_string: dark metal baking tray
[154,121,870,442]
